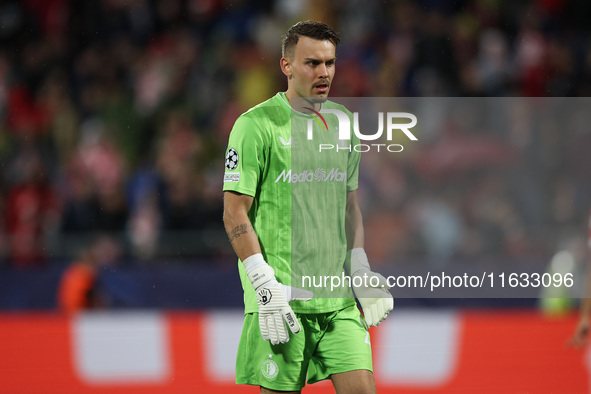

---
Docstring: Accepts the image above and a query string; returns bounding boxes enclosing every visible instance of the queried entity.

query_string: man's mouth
[314,82,329,93]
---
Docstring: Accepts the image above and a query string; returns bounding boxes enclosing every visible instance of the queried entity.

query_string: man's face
[282,36,336,103]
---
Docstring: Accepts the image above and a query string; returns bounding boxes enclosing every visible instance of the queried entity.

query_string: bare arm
[224,190,310,344]
[345,190,364,250]
[223,191,261,261]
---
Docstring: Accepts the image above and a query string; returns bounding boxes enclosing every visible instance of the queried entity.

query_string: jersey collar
[278,92,324,117]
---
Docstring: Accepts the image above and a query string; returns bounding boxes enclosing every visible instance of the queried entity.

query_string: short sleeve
[222,115,266,197]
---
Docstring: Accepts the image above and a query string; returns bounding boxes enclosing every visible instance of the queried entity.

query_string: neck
[284,90,323,113]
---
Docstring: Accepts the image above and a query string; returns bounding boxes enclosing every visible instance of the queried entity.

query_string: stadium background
[0,0,589,392]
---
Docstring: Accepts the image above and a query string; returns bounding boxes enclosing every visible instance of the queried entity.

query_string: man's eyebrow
[303,57,337,62]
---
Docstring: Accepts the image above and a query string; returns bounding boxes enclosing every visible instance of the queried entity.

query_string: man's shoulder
[238,93,290,124]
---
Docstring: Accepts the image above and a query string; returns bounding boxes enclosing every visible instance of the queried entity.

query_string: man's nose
[317,63,329,78]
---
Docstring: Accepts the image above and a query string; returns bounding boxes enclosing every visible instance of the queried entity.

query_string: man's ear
[280,57,292,78]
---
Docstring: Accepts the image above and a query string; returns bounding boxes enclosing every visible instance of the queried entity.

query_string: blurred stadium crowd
[0,0,590,269]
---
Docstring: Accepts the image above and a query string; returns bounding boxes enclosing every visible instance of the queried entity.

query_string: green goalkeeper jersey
[223,92,360,314]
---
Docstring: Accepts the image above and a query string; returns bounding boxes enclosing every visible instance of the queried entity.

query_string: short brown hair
[281,20,340,59]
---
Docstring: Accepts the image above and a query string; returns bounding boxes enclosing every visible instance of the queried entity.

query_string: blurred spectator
[4,146,59,267]
[75,120,129,232]
[410,193,464,266]
[156,111,202,231]
[127,164,162,261]
[59,156,100,234]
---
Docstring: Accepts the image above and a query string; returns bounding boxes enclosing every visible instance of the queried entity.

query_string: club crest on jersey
[225,148,239,170]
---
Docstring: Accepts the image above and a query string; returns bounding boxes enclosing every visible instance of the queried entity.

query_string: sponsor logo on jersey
[224,172,240,183]
[279,136,293,149]
[274,168,346,183]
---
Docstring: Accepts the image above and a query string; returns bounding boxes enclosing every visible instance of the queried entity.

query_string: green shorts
[235,304,373,391]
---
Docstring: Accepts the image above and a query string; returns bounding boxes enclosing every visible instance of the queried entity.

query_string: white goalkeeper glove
[350,248,394,327]
[243,253,312,345]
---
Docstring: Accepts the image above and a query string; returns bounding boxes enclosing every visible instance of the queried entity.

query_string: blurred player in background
[569,209,591,347]
[222,20,393,393]
[57,237,115,313]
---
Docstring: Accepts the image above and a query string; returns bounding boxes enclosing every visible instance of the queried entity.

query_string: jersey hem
[243,299,357,315]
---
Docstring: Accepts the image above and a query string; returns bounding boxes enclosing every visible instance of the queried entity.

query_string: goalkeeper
[223,20,393,394]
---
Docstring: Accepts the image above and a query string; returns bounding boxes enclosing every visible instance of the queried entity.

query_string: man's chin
[307,95,329,104]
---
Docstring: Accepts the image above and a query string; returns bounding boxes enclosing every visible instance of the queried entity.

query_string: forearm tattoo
[227,223,254,242]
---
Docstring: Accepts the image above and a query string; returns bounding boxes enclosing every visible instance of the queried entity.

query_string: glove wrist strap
[350,247,370,275]
[242,253,266,273]
[243,253,276,290]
